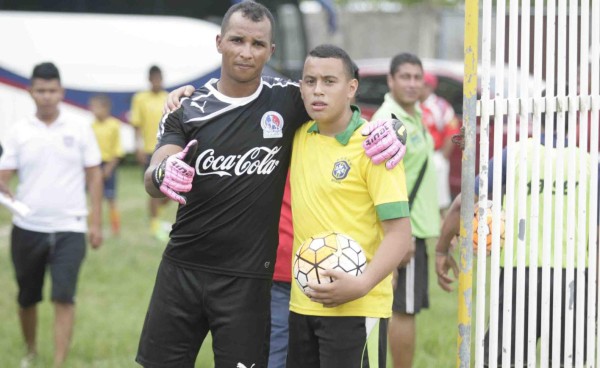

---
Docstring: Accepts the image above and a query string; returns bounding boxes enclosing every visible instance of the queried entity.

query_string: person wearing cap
[420,71,460,215]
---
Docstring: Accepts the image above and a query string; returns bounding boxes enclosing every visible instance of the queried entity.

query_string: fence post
[458,0,479,366]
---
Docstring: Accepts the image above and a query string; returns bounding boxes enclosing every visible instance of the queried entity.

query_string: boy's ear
[348,78,358,99]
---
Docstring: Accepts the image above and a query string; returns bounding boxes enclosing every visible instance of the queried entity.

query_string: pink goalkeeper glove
[361,116,408,169]
[152,140,198,205]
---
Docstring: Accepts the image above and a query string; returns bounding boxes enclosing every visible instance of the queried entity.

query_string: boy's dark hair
[31,62,60,82]
[221,1,275,41]
[389,53,422,76]
[351,60,360,82]
[308,44,356,81]
[149,65,162,77]
[89,93,112,108]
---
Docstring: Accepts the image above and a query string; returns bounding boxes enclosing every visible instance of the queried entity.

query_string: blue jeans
[268,281,291,368]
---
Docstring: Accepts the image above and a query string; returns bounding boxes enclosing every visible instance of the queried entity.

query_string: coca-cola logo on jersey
[195,146,281,177]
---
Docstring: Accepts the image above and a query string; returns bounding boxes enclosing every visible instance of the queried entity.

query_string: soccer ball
[472,200,506,254]
[293,232,367,292]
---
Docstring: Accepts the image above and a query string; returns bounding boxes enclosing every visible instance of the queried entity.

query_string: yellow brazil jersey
[130,90,168,153]
[289,108,410,318]
[91,117,124,162]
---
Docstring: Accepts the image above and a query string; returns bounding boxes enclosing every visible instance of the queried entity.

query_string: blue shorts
[11,226,86,307]
[101,162,117,200]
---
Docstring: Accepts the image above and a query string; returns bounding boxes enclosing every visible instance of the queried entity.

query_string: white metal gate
[459,1,600,367]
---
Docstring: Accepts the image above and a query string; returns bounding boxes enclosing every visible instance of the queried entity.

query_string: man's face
[387,62,424,108]
[29,78,64,111]
[216,11,275,84]
[300,56,357,124]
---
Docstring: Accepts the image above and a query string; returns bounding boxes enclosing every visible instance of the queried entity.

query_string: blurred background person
[0,62,103,368]
[372,53,439,368]
[129,65,170,241]
[419,72,460,217]
[89,94,124,237]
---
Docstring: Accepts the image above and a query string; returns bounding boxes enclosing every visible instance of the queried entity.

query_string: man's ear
[268,43,276,61]
[216,34,222,54]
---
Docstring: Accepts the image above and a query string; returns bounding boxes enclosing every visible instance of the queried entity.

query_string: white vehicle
[0,11,223,152]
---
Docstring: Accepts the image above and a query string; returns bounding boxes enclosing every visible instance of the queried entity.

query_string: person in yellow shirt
[129,65,169,239]
[288,44,414,368]
[90,94,124,236]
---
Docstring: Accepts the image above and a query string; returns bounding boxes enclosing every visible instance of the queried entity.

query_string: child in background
[89,94,124,236]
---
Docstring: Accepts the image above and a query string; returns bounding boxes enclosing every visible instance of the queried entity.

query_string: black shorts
[392,238,429,314]
[136,259,272,368]
[484,267,589,367]
[11,225,86,308]
[286,312,388,368]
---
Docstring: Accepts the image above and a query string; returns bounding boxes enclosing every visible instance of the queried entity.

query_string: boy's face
[89,99,110,120]
[216,11,274,85]
[300,56,357,124]
[387,62,423,108]
[29,78,64,111]
[149,72,163,91]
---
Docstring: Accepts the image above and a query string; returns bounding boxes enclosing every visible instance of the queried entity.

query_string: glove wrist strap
[152,157,168,190]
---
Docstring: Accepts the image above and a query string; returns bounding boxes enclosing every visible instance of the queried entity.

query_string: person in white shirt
[0,62,103,368]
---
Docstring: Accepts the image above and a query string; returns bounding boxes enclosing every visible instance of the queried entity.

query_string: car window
[356,75,387,106]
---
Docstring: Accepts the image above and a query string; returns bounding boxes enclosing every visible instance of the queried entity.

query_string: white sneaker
[20,353,36,368]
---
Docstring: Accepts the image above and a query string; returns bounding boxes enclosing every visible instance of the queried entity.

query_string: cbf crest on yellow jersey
[290,107,410,318]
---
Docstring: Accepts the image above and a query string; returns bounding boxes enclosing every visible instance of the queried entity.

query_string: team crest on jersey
[260,111,284,138]
[63,135,74,147]
[332,160,351,181]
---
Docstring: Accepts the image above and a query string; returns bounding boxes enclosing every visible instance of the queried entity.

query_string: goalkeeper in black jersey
[136,2,407,367]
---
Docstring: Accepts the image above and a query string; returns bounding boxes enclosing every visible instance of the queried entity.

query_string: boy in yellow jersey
[90,94,124,236]
[288,44,414,368]
[129,65,169,239]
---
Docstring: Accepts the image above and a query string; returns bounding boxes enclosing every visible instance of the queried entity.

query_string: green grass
[0,165,459,367]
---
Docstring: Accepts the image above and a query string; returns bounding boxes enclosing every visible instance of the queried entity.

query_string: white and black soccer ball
[293,231,367,292]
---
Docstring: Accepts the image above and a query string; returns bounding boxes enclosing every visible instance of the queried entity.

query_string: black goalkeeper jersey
[156,77,310,279]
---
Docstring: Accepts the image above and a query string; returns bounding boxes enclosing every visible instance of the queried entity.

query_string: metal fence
[459,1,600,367]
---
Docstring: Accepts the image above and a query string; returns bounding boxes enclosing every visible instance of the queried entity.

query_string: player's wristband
[151,157,168,190]
[390,114,408,145]
[435,250,449,257]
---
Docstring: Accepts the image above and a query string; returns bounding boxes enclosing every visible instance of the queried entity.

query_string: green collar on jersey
[307,105,364,146]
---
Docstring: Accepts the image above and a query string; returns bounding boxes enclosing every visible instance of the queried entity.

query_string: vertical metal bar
[563,1,580,366]
[589,1,600,366]
[515,0,531,365]
[540,1,557,366]
[489,0,507,365]
[553,1,568,366]
[575,2,590,367]
[502,0,519,364]
[475,0,492,366]
[528,0,545,366]
[458,0,478,366]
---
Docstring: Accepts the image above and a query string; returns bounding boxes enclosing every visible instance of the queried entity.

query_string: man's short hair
[221,1,275,42]
[307,44,356,81]
[389,53,423,76]
[31,62,60,82]
[149,65,162,77]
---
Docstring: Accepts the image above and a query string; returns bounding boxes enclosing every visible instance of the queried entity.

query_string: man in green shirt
[372,53,440,368]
